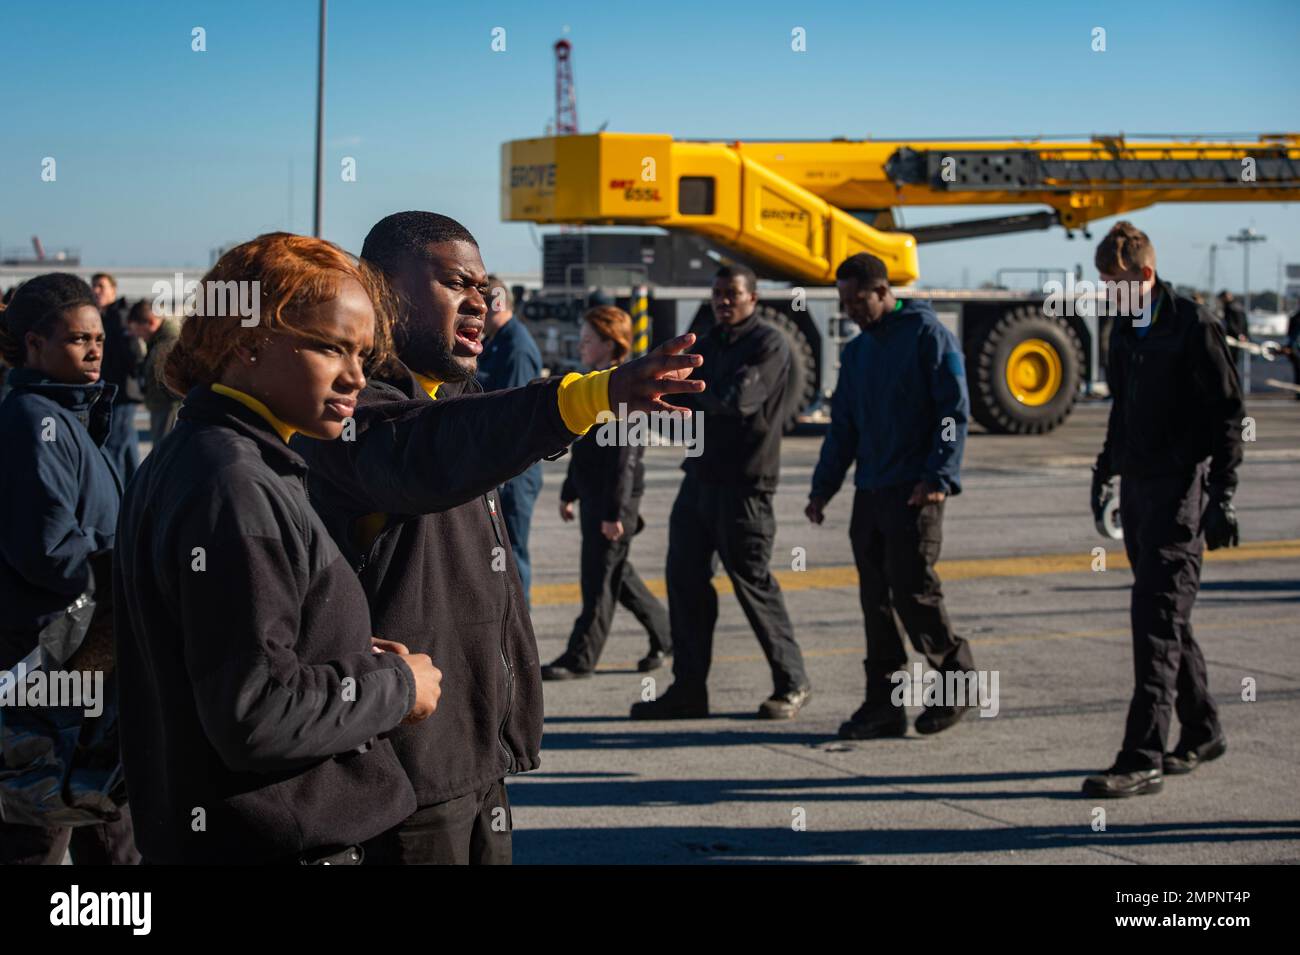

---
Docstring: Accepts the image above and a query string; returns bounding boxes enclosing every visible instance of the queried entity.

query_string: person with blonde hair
[1083,220,1242,799]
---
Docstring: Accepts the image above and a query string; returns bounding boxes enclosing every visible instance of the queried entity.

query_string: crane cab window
[679,177,715,216]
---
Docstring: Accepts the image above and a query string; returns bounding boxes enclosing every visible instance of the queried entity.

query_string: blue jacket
[811,299,969,500]
[0,368,121,664]
[477,317,545,490]
[477,317,543,392]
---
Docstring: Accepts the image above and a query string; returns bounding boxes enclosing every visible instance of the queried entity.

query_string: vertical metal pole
[1242,243,1252,316]
[1242,244,1251,393]
[1208,243,1216,294]
[313,0,327,238]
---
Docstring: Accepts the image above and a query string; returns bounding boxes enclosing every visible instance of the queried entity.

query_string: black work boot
[758,685,811,720]
[541,655,594,681]
[1081,762,1164,798]
[838,700,908,740]
[1164,734,1227,775]
[915,703,974,736]
[637,650,671,673]
[628,682,709,720]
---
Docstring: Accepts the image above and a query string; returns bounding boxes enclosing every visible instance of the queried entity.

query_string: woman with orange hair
[543,306,672,679]
[112,233,441,864]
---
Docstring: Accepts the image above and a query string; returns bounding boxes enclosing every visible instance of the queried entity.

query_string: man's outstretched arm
[295,334,704,517]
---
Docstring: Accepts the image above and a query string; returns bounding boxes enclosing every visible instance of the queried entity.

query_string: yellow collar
[211,383,297,443]
[411,371,442,400]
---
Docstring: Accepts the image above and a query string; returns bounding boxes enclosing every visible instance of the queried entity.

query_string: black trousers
[562,500,671,671]
[666,475,808,694]
[1117,467,1221,769]
[0,804,140,865]
[361,778,513,865]
[849,486,974,703]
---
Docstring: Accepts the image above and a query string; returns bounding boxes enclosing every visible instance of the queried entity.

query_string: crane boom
[502,132,1300,284]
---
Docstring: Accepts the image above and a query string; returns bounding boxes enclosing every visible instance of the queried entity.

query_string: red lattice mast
[554,39,579,135]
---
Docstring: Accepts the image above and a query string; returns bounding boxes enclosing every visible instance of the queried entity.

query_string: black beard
[391,307,474,381]
[398,335,475,382]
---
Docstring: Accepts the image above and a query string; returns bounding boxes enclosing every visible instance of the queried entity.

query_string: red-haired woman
[543,306,672,679]
[112,233,441,864]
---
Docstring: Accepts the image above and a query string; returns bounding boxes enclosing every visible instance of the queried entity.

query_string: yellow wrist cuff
[556,368,613,435]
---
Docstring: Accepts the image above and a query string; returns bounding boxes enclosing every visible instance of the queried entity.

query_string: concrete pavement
[513,397,1300,864]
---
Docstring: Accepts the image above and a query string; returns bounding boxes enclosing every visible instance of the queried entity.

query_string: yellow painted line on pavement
[609,614,1300,671]
[531,538,1300,608]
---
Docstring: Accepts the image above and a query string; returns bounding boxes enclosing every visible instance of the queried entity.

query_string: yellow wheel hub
[1005,339,1062,406]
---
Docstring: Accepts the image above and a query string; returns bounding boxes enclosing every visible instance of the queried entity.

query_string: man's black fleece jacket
[293,367,579,806]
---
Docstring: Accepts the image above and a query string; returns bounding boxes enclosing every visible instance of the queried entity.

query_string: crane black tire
[757,307,817,434]
[969,306,1083,435]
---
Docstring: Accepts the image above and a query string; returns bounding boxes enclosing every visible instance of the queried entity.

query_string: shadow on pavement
[1199,578,1300,598]
[513,819,1300,864]
[511,769,1104,810]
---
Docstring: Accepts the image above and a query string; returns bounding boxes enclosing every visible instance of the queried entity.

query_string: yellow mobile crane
[502,132,1299,433]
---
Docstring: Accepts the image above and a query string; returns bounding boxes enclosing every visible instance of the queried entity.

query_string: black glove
[1203,484,1240,550]
[1090,464,1113,525]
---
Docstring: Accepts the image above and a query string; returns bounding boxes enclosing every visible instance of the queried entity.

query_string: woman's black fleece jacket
[113,387,418,863]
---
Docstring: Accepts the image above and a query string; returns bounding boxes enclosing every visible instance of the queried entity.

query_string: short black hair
[360,211,479,279]
[127,298,156,324]
[714,263,757,293]
[0,272,96,367]
[835,253,889,288]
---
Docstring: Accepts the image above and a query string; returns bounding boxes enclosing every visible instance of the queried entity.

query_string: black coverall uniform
[558,433,671,670]
[1098,279,1244,770]
[667,313,809,695]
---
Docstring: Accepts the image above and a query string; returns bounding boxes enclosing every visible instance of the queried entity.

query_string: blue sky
[3,0,1297,291]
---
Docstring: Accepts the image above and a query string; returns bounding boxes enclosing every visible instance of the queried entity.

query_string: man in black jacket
[1217,289,1252,392]
[1085,222,1243,799]
[294,211,703,863]
[1217,290,1250,343]
[631,264,810,721]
